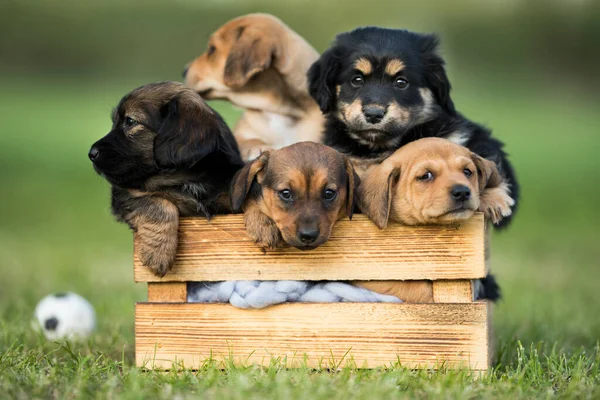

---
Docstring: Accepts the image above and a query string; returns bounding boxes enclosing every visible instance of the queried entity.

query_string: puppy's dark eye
[124,117,137,127]
[463,168,473,177]
[207,45,216,56]
[395,77,409,89]
[278,189,292,201]
[350,76,364,87]
[323,189,337,201]
[417,171,434,182]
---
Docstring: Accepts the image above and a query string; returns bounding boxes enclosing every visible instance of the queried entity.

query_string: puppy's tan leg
[352,280,434,303]
[479,182,515,224]
[131,197,179,277]
[243,202,282,249]
[237,138,273,161]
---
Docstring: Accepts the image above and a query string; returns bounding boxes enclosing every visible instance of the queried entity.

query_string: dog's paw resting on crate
[230,142,359,251]
[89,82,244,276]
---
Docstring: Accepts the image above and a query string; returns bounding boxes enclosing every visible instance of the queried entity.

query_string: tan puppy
[184,14,324,161]
[354,137,514,302]
[230,142,359,250]
[358,137,514,228]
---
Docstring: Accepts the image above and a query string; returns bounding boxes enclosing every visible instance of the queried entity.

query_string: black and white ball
[34,292,96,341]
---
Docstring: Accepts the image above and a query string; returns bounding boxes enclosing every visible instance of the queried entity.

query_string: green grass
[0,77,599,398]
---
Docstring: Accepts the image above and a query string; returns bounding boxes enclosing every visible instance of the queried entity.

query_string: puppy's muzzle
[450,185,471,202]
[297,224,320,245]
[363,105,387,124]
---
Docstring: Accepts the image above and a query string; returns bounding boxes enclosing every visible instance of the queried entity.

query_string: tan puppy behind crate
[354,137,514,302]
[184,14,324,161]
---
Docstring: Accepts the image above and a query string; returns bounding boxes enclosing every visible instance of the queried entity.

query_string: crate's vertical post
[147,282,187,302]
[432,280,474,303]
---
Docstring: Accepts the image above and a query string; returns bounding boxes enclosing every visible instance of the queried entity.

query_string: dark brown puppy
[89,82,243,276]
[354,137,511,302]
[230,142,359,250]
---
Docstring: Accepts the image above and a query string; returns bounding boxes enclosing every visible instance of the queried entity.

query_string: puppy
[89,82,244,276]
[184,13,324,161]
[353,137,512,302]
[230,142,358,250]
[307,27,519,227]
[357,137,514,228]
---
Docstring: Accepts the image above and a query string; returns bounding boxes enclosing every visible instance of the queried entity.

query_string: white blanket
[188,281,403,309]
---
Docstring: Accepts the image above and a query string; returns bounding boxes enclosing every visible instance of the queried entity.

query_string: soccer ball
[34,292,96,341]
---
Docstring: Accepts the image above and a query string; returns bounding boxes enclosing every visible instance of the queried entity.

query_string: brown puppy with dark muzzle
[230,142,359,250]
[184,14,324,161]
[353,137,513,302]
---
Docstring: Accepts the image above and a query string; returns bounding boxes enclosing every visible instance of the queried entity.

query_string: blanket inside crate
[187,281,403,309]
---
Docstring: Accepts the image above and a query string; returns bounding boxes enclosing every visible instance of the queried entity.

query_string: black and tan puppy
[353,137,510,302]
[230,142,358,250]
[89,82,244,276]
[307,27,519,227]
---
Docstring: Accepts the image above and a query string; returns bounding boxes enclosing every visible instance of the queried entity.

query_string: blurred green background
[1,0,599,364]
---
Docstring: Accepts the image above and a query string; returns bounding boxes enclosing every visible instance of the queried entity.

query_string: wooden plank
[135,302,489,370]
[432,280,474,303]
[134,213,485,282]
[487,301,494,366]
[147,283,187,303]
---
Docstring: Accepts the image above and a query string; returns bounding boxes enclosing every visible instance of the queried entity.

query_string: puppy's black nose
[363,106,386,124]
[182,66,189,78]
[451,185,471,201]
[88,147,100,162]
[298,227,319,244]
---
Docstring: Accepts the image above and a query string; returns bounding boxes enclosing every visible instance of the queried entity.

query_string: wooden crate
[134,213,491,371]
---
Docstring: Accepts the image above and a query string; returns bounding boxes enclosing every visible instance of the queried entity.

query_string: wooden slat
[135,302,489,370]
[134,213,485,282]
[487,301,494,366]
[432,280,473,303]
[147,283,187,303]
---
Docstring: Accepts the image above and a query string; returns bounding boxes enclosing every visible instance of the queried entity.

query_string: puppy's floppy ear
[418,33,456,115]
[344,158,360,219]
[224,26,279,89]
[154,93,236,169]
[307,48,341,113]
[472,154,503,191]
[230,151,270,212]
[357,164,400,229]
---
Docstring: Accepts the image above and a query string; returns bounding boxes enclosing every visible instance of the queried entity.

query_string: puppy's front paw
[479,182,515,224]
[139,248,174,277]
[245,213,283,250]
[137,231,178,277]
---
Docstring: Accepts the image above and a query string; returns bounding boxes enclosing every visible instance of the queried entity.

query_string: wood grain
[134,213,485,282]
[135,302,489,370]
[147,283,187,303]
[433,280,474,303]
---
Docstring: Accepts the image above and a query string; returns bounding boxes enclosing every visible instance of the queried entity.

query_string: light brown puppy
[230,142,359,250]
[184,14,324,161]
[354,137,514,302]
